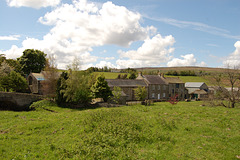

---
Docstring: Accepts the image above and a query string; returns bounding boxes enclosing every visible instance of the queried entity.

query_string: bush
[29,100,56,111]
[0,71,28,92]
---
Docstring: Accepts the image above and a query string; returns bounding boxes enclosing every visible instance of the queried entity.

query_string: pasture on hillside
[0,100,240,159]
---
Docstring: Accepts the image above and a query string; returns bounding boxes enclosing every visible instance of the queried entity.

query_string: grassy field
[93,72,130,79]
[168,76,212,85]
[1,100,240,159]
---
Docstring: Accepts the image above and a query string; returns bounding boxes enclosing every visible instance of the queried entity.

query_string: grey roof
[32,73,45,81]
[185,82,205,88]
[142,75,168,85]
[106,79,147,87]
[30,71,62,81]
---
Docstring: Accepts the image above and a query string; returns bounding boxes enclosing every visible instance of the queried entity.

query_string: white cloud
[0,45,24,59]
[6,0,61,9]
[95,61,117,68]
[223,41,240,67]
[3,0,154,69]
[39,1,150,47]
[116,34,175,68]
[167,54,206,67]
[0,35,20,40]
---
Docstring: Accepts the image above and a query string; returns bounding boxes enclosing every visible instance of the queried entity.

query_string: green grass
[166,75,213,86]
[1,100,240,159]
[93,72,130,79]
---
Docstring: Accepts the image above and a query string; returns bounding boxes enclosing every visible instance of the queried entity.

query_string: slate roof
[31,71,62,81]
[32,73,45,81]
[106,79,147,87]
[185,82,205,88]
[142,75,168,85]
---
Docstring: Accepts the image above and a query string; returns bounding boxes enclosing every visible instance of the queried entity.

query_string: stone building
[27,71,61,94]
[27,72,45,94]
[106,79,147,101]
[163,76,187,100]
[136,73,169,100]
[185,82,209,99]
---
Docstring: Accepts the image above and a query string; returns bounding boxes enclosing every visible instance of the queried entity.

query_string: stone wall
[0,92,43,111]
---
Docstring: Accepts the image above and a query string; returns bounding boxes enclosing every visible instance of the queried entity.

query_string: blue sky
[0,0,240,69]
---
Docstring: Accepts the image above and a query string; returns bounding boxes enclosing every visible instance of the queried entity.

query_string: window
[152,93,155,98]
[152,85,155,90]
[163,85,166,90]
[163,93,166,98]
[158,94,160,99]
[176,83,179,88]
[158,85,160,90]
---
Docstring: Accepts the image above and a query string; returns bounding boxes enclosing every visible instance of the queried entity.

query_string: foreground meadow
[0,101,240,159]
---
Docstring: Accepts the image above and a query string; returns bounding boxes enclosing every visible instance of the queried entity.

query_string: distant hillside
[133,66,228,73]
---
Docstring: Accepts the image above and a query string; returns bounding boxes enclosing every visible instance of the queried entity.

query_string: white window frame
[152,93,155,98]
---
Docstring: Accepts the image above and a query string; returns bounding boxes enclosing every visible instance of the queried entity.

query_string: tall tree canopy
[91,75,112,102]
[17,49,47,75]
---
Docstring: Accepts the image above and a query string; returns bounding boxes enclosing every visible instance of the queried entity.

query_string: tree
[41,55,59,98]
[91,75,112,102]
[0,61,13,75]
[129,72,136,79]
[61,57,93,104]
[0,71,28,92]
[210,66,240,108]
[17,49,47,75]
[134,86,147,101]
[5,59,22,75]
[0,54,6,65]
[112,86,122,104]
[56,72,69,104]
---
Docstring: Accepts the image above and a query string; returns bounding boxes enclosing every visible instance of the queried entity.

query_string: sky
[0,0,240,70]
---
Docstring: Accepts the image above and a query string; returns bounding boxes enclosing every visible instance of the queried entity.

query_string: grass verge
[0,101,239,159]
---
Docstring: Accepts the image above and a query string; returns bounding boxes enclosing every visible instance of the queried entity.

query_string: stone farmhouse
[106,79,147,101]
[106,72,187,101]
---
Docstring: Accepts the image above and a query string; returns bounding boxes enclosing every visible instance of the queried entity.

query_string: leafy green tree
[63,70,93,104]
[112,86,122,104]
[134,86,147,101]
[5,59,23,75]
[0,71,28,92]
[91,75,112,102]
[129,72,136,79]
[56,72,69,104]
[61,58,94,104]
[17,49,47,75]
